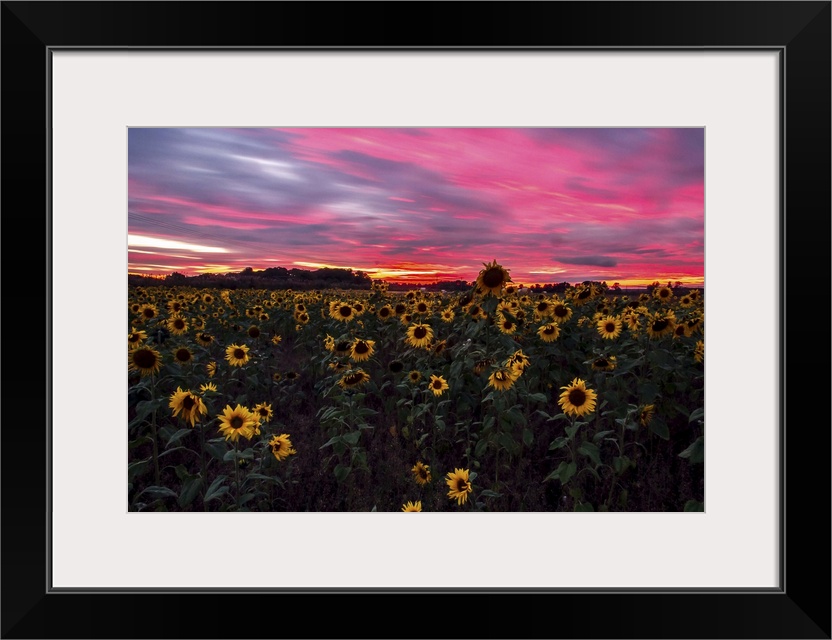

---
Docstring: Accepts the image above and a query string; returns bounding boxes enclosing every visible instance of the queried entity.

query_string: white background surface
[51,51,779,588]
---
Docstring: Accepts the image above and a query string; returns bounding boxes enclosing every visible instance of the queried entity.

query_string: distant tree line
[127,266,373,291]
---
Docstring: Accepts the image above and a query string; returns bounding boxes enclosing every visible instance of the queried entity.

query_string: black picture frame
[2,2,829,638]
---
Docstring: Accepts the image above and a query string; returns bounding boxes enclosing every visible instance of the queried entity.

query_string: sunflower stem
[234,440,241,510]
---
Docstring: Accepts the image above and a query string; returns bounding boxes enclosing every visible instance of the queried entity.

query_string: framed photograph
[3,2,829,638]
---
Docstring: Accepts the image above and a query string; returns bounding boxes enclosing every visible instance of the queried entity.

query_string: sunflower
[647,311,676,339]
[323,334,335,352]
[534,300,553,320]
[551,302,573,323]
[654,286,673,302]
[408,370,422,384]
[440,308,455,322]
[591,355,617,371]
[139,303,158,321]
[272,372,283,383]
[330,302,355,322]
[694,340,704,363]
[206,361,217,377]
[195,332,214,347]
[284,371,299,382]
[130,302,142,315]
[673,324,688,339]
[685,315,703,336]
[202,293,214,305]
[269,433,297,461]
[466,304,483,320]
[254,402,274,423]
[350,339,375,362]
[388,360,404,374]
[639,404,655,427]
[428,374,449,396]
[377,305,393,321]
[272,334,283,346]
[225,343,250,367]
[414,300,430,315]
[172,346,194,365]
[128,346,162,377]
[446,468,473,506]
[339,369,371,389]
[167,300,184,314]
[247,325,261,339]
[411,461,432,485]
[401,501,422,512]
[216,404,258,442]
[679,295,693,307]
[488,367,516,392]
[498,317,517,335]
[558,378,598,418]
[334,340,352,357]
[538,323,561,342]
[405,323,434,349]
[473,358,495,376]
[169,387,207,427]
[596,315,623,340]
[199,381,218,393]
[573,286,595,306]
[127,328,147,350]
[432,340,447,356]
[167,315,189,335]
[393,302,408,316]
[476,259,512,296]
[400,313,414,325]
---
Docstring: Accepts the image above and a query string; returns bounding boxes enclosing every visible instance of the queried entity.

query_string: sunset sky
[128,128,704,286]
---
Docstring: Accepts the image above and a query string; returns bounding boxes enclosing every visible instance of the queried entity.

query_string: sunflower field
[128,261,704,512]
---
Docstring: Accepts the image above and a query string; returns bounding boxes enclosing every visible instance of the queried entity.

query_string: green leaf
[178,477,203,508]
[684,499,704,512]
[613,455,631,474]
[140,486,178,500]
[562,462,577,484]
[474,438,488,457]
[165,428,194,448]
[639,381,658,402]
[574,502,594,512]
[342,431,361,446]
[527,393,548,403]
[548,437,568,451]
[678,436,704,464]
[128,459,152,483]
[592,430,615,443]
[204,475,229,503]
[565,423,580,440]
[479,490,502,498]
[688,407,705,423]
[578,442,601,466]
[319,435,343,449]
[648,416,670,440]
[522,429,533,447]
[205,442,227,461]
[334,464,351,482]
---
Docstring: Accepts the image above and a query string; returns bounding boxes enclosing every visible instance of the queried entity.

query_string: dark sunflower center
[230,417,243,429]
[414,327,427,339]
[537,302,549,312]
[660,289,670,297]
[543,326,555,335]
[345,374,361,385]
[143,308,155,318]
[578,289,591,300]
[176,349,191,361]
[481,268,505,288]
[259,408,268,416]
[128,334,140,342]
[652,319,669,332]
[432,380,442,388]
[200,333,211,342]
[355,342,369,354]
[395,304,407,314]
[249,327,260,338]
[339,306,352,317]
[675,326,686,335]
[455,478,468,492]
[502,321,513,330]
[183,396,196,410]
[174,319,185,329]
[133,349,157,368]
[380,308,390,317]
[233,348,246,359]
[568,389,587,406]
[417,303,427,312]
[286,372,297,379]
[595,359,608,368]
[469,306,480,316]
[605,323,616,332]
[554,305,567,317]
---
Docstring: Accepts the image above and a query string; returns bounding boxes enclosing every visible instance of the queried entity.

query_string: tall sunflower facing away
[169,387,207,427]
[475,259,511,296]
[446,468,473,506]
[558,378,598,418]
[217,404,258,442]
